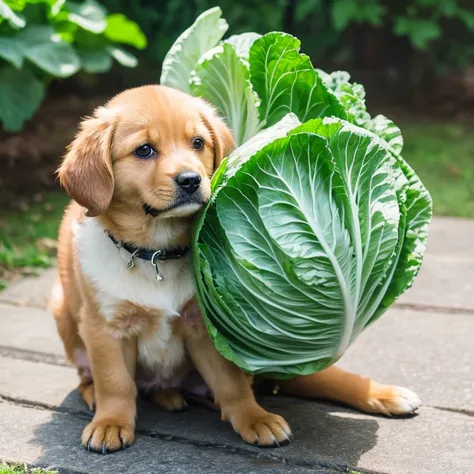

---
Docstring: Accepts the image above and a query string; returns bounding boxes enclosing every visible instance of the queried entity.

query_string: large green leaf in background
[0,0,25,28]
[106,45,137,67]
[18,25,80,77]
[0,67,45,131]
[66,0,107,34]
[0,36,23,67]
[0,0,147,132]
[77,47,111,72]
[160,6,228,93]
[104,13,147,50]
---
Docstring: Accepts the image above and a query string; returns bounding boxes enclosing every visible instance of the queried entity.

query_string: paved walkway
[0,216,473,474]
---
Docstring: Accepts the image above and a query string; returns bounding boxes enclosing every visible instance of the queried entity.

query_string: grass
[0,191,69,288]
[0,463,58,474]
[0,120,472,287]
[401,120,474,218]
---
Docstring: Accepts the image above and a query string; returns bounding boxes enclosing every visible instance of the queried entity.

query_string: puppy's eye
[134,144,156,159]
[192,137,204,151]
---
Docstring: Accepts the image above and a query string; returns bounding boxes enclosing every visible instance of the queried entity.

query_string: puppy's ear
[197,99,235,171]
[58,108,115,217]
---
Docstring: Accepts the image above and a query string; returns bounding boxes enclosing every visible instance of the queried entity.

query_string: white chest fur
[74,218,195,374]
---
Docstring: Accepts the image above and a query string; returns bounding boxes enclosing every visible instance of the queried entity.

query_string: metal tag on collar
[151,251,164,281]
[127,248,139,269]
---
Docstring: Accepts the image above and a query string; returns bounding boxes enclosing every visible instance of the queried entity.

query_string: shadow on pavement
[31,389,380,472]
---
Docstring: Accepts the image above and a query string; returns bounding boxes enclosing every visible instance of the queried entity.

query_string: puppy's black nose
[175,171,201,194]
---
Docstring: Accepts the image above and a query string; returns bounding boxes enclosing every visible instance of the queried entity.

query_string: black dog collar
[105,230,189,281]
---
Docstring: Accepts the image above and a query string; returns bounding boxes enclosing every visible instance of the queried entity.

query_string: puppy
[52,85,420,454]
[52,85,292,452]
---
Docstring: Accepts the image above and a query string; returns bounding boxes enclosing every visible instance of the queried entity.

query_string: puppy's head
[58,85,234,219]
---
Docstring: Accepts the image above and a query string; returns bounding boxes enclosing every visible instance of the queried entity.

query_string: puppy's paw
[229,407,292,448]
[365,385,421,416]
[82,419,135,454]
[150,389,188,412]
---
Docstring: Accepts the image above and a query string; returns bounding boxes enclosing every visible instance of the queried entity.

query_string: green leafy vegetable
[249,33,346,127]
[160,6,228,93]
[194,116,431,376]
[163,8,432,376]
[191,43,261,146]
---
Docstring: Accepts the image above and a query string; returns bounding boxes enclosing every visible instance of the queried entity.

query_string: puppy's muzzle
[175,171,201,195]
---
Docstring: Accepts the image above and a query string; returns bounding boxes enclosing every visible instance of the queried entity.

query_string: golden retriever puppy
[52,85,420,454]
[52,85,291,453]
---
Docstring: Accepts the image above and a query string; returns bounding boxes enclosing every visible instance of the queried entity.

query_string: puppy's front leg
[79,305,137,454]
[185,328,292,447]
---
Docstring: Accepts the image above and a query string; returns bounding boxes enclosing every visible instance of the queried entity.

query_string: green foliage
[103,0,474,88]
[0,67,44,130]
[0,191,69,272]
[0,463,58,474]
[329,0,474,52]
[329,0,474,70]
[0,0,147,132]
[104,13,147,49]
[331,0,386,31]
[402,121,474,218]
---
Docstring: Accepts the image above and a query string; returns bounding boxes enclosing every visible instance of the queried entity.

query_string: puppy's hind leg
[150,389,188,412]
[277,365,421,416]
[51,279,96,411]
[76,350,95,412]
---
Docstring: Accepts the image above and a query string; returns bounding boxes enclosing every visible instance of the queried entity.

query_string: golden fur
[52,85,420,454]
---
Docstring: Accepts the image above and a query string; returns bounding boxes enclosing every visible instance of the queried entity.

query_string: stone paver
[0,377,473,474]
[0,216,472,473]
[2,305,473,412]
[0,402,326,474]
[1,366,473,474]
[1,319,473,473]
[422,216,474,259]
[0,267,57,309]
[0,303,64,356]
[0,356,76,407]
[397,254,474,311]
[397,216,474,311]
[341,308,474,411]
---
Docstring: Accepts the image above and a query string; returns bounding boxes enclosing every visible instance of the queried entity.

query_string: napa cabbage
[161,7,432,376]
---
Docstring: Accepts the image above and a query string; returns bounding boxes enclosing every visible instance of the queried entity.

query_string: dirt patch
[0,93,109,205]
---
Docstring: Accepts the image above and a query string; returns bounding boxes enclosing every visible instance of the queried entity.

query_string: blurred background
[1,0,473,287]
